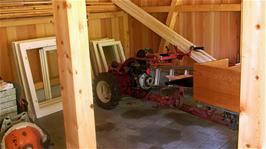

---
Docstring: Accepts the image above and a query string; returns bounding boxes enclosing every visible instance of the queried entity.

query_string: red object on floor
[4,126,43,149]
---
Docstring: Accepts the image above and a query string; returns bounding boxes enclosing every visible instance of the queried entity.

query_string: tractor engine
[126,58,154,90]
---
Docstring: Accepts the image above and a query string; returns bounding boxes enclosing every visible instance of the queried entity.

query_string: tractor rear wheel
[93,72,121,109]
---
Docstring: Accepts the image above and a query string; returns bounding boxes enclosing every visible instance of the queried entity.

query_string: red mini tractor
[93,47,238,129]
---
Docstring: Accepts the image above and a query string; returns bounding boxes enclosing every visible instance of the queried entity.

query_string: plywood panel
[193,59,240,112]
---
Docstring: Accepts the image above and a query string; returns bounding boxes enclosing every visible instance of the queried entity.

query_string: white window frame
[97,41,126,72]
[12,37,62,118]
[90,38,115,73]
[39,46,58,100]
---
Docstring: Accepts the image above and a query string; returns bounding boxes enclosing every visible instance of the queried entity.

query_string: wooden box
[193,59,240,113]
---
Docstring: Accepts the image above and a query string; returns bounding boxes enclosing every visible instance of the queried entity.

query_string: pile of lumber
[0,0,119,19]
[0,0,52,19]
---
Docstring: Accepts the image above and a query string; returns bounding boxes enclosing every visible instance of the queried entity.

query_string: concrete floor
[37,97,238,149]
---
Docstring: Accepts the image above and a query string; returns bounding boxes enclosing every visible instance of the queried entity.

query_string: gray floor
[37,97,238,149]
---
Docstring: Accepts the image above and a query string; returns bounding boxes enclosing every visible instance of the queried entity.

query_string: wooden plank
[52,0,96,148]
[6,27,19,83]
[111,16,120,40]
[122,13,130,58]
[0,28,12,82]
[238,0,265,148]
[166,74,192,81]
[0,17,53,27]
[141,6,170,13]
[112,0,216,63]
[176,4,241,12]
[88,11,124,20]
[0,2,241,20]
[0,3,170,20]
[158,0,182,52]
[202,58,229,68]
[86,5,119,13]
[193,59,240,112]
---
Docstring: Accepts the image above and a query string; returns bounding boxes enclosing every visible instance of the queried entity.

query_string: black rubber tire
[93,72,121,109]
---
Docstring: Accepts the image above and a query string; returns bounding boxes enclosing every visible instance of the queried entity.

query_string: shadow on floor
[37,97,238,149]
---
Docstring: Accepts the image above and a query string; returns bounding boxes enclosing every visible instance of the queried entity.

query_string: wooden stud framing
[238,0,265,148]
[52,0,96,148]
[158,0,181,52]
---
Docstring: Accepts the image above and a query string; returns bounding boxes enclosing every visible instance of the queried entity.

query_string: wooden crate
[193,59,240,113]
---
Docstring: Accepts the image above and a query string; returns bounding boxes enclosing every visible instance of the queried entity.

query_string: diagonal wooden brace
[112,0,216,63]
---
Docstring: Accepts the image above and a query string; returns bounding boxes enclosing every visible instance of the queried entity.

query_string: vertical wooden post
[122,13,130,58]
[52,0,97,148]
[158,0,181,52]
[238,0,265,148]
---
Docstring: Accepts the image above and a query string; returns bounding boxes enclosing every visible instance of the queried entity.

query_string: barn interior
[0,0,265,149]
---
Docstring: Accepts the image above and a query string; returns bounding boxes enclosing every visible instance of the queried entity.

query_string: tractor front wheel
[93,72,121,109]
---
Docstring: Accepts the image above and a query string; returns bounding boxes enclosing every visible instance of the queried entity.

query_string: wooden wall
[177,0,241,64]
[0,22,55,83]
[0,0,241,83]
[0,12,129,83]
[129,0,241,65]
[128,0,171,56]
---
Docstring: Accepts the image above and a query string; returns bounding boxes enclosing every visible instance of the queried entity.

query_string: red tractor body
[93,48,238,129]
